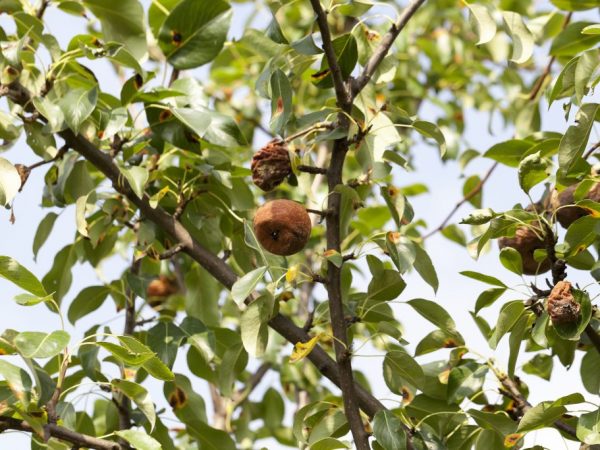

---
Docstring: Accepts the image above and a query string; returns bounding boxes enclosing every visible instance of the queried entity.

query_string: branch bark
[0,417,121,450]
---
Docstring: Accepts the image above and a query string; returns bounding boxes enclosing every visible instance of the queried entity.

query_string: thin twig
[28,144,68,171]
[298,164,328,175]
[583,141,600,160]
[159,243,185,260]
[423,162,498,240]
[284,121,335,142]
[36,0,50,19]
[169,68,180,87]
[351,0,427,96]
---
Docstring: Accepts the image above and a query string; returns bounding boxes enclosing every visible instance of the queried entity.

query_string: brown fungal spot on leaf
[159,109,173,122]
[547,280,581,325]
[443,338,458,348]
[253,199,311,256]
[134,73,144,89]
[168,386,188,409]
[171,30,182,46]
[250,139,291,191]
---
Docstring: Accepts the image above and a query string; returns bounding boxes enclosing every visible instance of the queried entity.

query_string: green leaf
[484,140,532,167]
[460,271,506,288]
[158,0,232,69]
[0,157,21,206]
[231,266,266,307]
[120,166,148,199]
[447,362,488,404]
[407,299,455,331]
[518,402,566,432]
[240,294,271,357]
[383,349,424,392]
[575,49,600,102]
[32,212,58,261]
[582,24,600,34]
[475,288,506,313]
[559,103,600,181]
[460,208,495,225]
[413,245,439,292]
[549,56,578,105]
[171,107,212,138]
[499,247,523,275]
[373,410,407,450]
[577,408,600,444]
[115,429,161,450]
[0,256,47,297]
[67,286,110,324]
[82,0,147,60]
[42,244,77,303]
[58,86,98,133]
[463,175,482,208]
[314,34,357,89]
[518,152,550,193]
[551,0,600,11]
[0,359,32,405]
[523,354,553,381]
[111,379,156,430]
[386,233,416,273]
[14,331,70,358]
[551,22,600,56]
[582,348,600,394]
[13,293,53,306]
[412,120,447,157]
[502,12,534,64]
[467,4,497,45]
[488,301,524,349]
[508,312,530,377]
[269,69,293,135]
[367,270,406,301]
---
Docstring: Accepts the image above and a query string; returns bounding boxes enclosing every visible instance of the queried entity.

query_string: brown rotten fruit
[547,280,581,325]
[253,199,311,256]
[550,182,600,228]
[251,139,291,191]
[498,224,551,275]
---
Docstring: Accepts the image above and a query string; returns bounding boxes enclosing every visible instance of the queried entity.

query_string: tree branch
[57,125,388,417]
[0,416,121,450]
[423,162,498,240]
[488,363,577,438]
[309,0,351,109]
[351,0,427,97]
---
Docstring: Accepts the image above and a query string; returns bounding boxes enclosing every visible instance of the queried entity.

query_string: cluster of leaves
[0,0,599,449]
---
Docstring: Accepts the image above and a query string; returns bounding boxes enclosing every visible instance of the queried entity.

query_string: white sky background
[0,0,598,449]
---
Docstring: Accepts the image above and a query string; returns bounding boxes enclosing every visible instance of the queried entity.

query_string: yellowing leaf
[286,265,299,283]
[504,433,524,447]
[290,334,322,363]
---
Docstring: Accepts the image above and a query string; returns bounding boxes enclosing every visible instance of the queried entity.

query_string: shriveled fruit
[498,225,551,275]
[146,275,178,298]
[550,182,600,228]
[547,280,581,325]
[251,139,291,191]
[253,199,311,256]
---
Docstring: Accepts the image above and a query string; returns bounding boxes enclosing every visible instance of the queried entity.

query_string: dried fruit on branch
[498,224,551,275]
[550,182,600,228]
[253,199,311,256]
[547,280,581,325]
[251,139,291,191]
[146,275,178,298]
